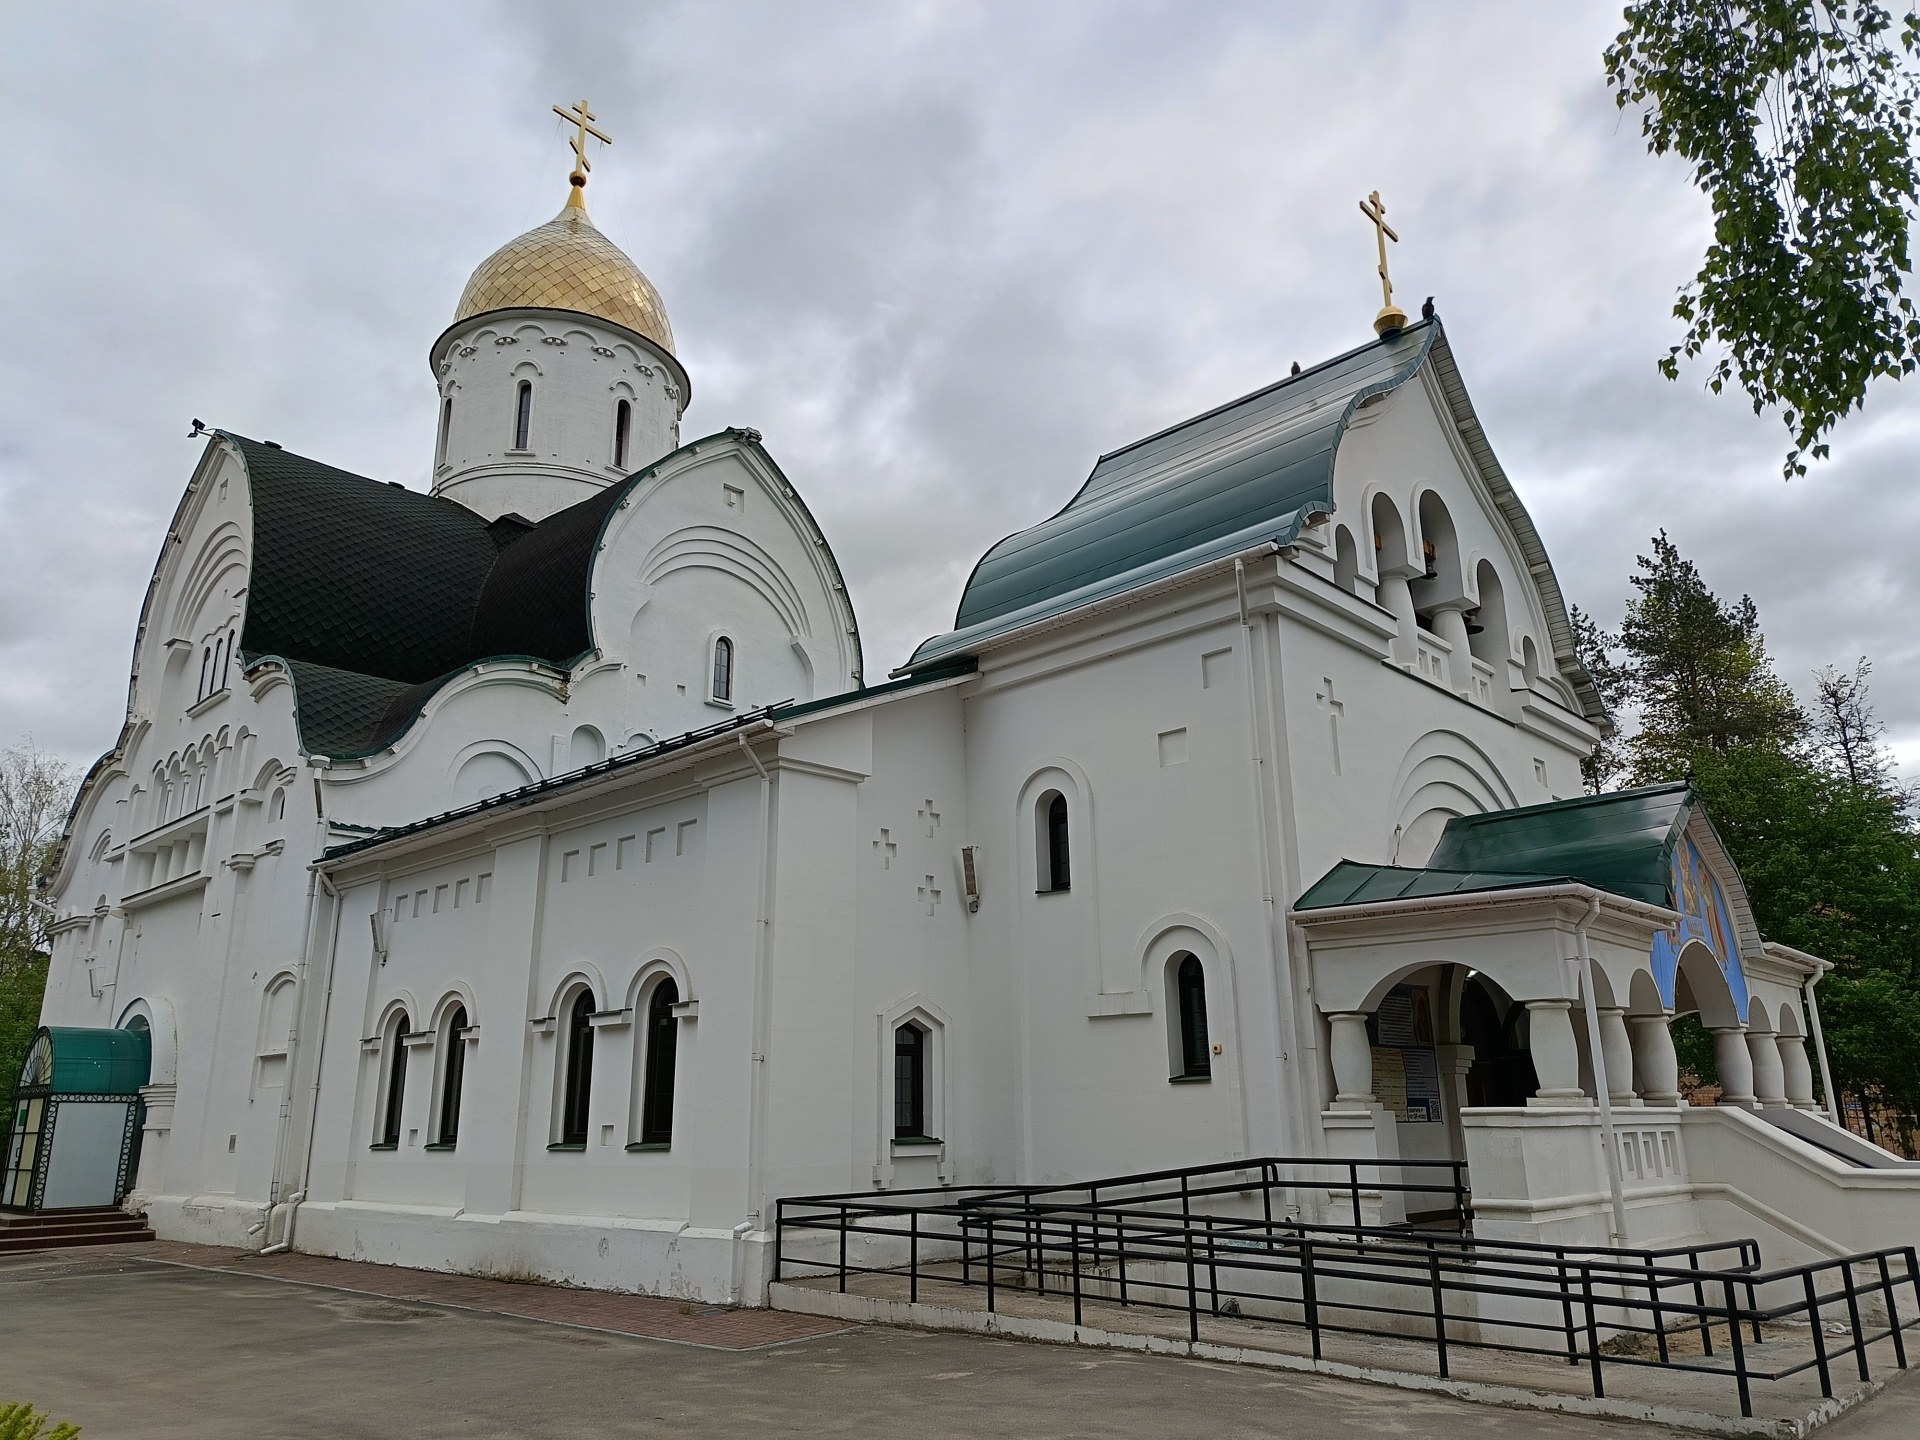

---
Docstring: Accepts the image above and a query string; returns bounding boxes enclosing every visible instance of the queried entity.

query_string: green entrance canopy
[16,1027,151,1097]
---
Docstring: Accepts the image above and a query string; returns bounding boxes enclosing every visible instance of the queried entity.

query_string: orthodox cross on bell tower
[1358,190,1408,338]
[553,99,612,198]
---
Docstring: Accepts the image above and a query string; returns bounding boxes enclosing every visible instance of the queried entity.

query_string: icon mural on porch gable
[1648,834,1750,1016]
[1370,983,1442,1122]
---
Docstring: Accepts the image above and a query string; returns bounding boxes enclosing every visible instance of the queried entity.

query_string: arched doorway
[1459,974,1538,1107]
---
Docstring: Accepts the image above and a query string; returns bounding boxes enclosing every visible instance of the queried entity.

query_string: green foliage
[1606,2,1920,476]
[0,743,78,1152]
[0,1401,81,1440]
[1578,534,1920,1123]
[1670,1011,1720,1087]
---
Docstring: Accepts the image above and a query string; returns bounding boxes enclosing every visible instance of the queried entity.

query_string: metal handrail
[773,1157,1916,1419]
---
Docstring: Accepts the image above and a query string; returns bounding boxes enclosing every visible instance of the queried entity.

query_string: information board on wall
[1372,984,1442,1122]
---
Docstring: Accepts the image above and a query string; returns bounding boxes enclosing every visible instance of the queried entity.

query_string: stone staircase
[0,1207,155,1254]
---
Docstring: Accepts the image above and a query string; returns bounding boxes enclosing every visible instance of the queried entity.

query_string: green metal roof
[902,321,1439,671]
[1294,859,1579,910]
[15,1027,150,1096]
[1295,784,1704,913]
[1424,783,1695,909]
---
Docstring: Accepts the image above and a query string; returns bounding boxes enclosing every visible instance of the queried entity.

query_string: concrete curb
[769,1282,1878,1438]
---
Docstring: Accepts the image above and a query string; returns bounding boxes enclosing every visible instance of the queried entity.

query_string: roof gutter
[317,714,788,870]
[1291,880,1678,930]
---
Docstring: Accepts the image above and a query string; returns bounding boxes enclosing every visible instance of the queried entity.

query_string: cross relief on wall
[872,828,897,869]
[1315,676,1345,777]
[918,876,941,917]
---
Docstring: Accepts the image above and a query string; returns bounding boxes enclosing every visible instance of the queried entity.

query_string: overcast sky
[4,1,1918,784]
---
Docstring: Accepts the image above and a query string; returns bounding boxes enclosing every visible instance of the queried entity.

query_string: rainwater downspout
[1235,554,1299,1179]
[263,868,344,1255]
[1575,892,1630,1246]
[1803,964,1841,1127]
[737,731,775,1273]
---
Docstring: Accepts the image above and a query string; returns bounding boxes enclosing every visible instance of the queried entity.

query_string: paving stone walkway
[99,1239,849,1349]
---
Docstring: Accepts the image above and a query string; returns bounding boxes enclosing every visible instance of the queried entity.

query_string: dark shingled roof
[467,477,629,663]
[226,426,854,761]
[228,433,632,758]
[234,435,502,683]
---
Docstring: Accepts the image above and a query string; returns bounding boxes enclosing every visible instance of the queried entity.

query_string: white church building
[21,137,1919,1303]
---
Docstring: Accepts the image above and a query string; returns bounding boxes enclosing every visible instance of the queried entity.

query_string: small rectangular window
[894,1023,927,1139]
[513,381,533,451]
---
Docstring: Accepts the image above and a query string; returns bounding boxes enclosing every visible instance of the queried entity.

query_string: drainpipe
[1235,553,1300,1183]
[263,869,344,1255]
[1803,964,1841,1127]
[736,731,775,1260]
[1575,892,1630,1247]
[727,1218,754,1305]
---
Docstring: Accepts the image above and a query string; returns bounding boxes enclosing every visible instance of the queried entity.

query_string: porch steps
[0,1207,155,1254]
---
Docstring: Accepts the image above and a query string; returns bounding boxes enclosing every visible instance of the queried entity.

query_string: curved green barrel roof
[15,1026,151,1097]
[903,321,1438,671]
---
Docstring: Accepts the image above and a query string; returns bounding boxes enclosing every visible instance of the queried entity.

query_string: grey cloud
[5,0,1917,776]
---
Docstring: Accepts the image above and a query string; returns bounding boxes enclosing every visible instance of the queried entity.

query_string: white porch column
[1777,1035,1818,1109]
[1628,1014,1682,1106]
[1748,1030,1789,1108]
[1597,1007,1638,1106]
[1526,1000,1585,1105]
[1711,1027,1758,1108]
[1329,1013,1377,1109]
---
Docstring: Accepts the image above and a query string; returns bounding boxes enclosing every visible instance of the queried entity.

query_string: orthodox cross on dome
[553,99,612,192]
[1358,190,1408,338]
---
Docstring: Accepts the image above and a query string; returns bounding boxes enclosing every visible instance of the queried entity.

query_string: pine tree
[1580,535,1920,1138]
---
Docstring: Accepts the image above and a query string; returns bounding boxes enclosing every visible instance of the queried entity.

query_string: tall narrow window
[513,380,533,450]
[379,1012,410,1147]
[894,1022,927,1139]
[198,647,212,702]
[222,628,236,690]
[639,980,679,1145]
[436,1005,468,1146]
[711,636,734,702]
[436,396,453,467]
[560,989,594,1146]
[1043,793,1071,892]
[613,398,632,469]
[1176,955,1211,1079]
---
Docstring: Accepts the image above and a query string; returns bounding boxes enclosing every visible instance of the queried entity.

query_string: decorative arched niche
[451,743,538,804]
[1386,730,1516,867]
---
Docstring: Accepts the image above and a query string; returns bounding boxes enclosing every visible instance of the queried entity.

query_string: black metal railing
[774,1158,1918,1419]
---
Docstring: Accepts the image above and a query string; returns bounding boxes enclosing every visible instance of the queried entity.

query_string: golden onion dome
[454,186,674,354]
